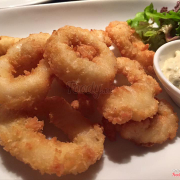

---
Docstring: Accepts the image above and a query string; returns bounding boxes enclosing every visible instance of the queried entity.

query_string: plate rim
[0,0,51,9]
[0,1,179,179]
[0,0,174,11]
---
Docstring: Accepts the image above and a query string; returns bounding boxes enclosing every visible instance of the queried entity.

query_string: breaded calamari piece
[98,57,161,125]
[106,21,155,73]
[0,97,105,176]
[0,33,52,110]
[117,100,179,147]
[0,36,21,56]
[44,26,117,94]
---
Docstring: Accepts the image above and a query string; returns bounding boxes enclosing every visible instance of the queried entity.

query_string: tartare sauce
[161,50,180,90]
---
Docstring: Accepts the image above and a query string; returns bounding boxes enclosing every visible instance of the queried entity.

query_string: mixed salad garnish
[127,1,180,51]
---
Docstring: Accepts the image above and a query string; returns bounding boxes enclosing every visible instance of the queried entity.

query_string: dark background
[43,0,81,4]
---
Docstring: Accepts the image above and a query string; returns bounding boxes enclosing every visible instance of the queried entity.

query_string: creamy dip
[161,50,180,89]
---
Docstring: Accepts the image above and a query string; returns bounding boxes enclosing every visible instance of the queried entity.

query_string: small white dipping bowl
[154,40,180,107]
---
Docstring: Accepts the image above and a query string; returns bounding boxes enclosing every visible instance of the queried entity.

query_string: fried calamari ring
[44,26,117,94]
[117,100,179,147]
[0,36,21,56]
[0,33,52,110]
[106,21,155,73]
[98,57,161,125]
[0,97,105,176]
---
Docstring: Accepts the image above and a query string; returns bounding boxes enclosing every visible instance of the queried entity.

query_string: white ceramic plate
[0,1,180,180]
[0,0,50,9]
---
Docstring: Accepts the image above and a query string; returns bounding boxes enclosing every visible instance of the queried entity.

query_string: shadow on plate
[104,134,177,164]
[0,146,104,180]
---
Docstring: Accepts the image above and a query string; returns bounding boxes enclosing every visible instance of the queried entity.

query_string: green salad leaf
[127,2,180,51]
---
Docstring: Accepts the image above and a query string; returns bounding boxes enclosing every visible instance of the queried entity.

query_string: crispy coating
[0,36,21,56]
[117,100,179,147]
[44,26,117,94]
[74,44,98,61]
[0,33,52,110]
[98,57,161,125]
[75,28,116,60]
[0,97,105,176]
[106,21,154,73]
[91,30,112,47]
